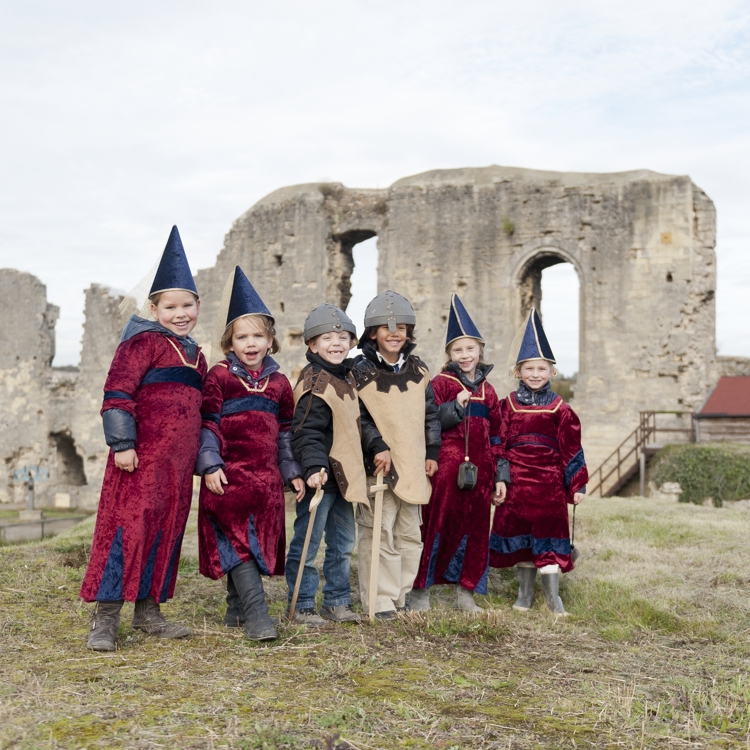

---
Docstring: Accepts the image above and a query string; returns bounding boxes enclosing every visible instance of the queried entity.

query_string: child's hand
[456,390,470,408]
[205,468,228,495]
[573,492,585,505]
[291,477,306,502]
[115,449,139,473]
[373,450,391,476]
[493,481,507,506]
[306,469,328,490]
[425,460,438,477]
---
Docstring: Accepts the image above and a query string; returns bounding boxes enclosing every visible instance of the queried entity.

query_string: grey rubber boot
[408,587,431,612]
[320,604,363,623]
[86,600,123,651]
[513,566,537,611]
[132,598,192,638]
[455,585,483,613]
[231,561,277,641]
[540,572,568,616]
[223,571,245,628]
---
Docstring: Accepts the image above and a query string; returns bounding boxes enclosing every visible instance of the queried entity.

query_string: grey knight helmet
[303,304,358,343]
[363,290,416,332]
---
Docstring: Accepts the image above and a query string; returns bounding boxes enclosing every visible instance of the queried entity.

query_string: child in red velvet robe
[195,267,304,641]
[489,309,587,615]
[81,226,207,651]
[411,295,508,612]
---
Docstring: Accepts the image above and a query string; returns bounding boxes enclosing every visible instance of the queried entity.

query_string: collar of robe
[121,315,199,360]
[225,352,280,384]
[516,380,557,406]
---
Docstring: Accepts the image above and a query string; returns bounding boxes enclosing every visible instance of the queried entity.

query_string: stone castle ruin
[2,165,747,507]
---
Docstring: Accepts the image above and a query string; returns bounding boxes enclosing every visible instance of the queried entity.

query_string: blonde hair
[221,314,280,355]
[443,338,485,369]
[508,359,559,381]
[149,291,200,306]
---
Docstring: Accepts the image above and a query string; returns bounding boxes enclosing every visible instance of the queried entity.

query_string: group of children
[81,227,588,651]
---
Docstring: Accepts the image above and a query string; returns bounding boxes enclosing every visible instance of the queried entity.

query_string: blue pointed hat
[226,266,273,326]
[446,294,484,347]
[514,308,556,364]
[149,226,198,297]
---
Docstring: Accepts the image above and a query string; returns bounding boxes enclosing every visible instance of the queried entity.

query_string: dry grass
[1,496,750,749]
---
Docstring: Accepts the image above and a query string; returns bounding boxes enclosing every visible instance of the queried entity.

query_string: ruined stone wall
[0,270,59,503]
[0,273,122,508]
[192,166,719,470]
[0,165,725,505]
[59,285,124,508]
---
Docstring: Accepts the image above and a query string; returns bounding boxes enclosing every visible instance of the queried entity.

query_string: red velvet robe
[80,332,206,603]
[197,363,293,580]
[413,372,504,594]
[489,391,588,573]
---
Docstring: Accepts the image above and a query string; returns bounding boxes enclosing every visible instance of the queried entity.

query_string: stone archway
[516,248,583,376]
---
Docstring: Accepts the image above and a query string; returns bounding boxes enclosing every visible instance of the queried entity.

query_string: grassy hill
[1,497,749,749]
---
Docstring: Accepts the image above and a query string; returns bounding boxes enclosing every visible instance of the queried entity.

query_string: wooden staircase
[588,411,695,498]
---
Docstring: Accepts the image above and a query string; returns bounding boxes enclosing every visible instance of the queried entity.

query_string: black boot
[224,571,245,628]
[540,571,568,616]
[513,566,537,611]
[231,561,277,641]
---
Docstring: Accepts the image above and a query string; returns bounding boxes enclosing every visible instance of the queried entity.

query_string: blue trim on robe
[467,403,490,421]
[508,432,559,451]
[490,436,502,446]
[221,395,280,418]
[489,532,571,557]
[104,390,133,401]
[137,531,162,600]
[141,366,203,391]
[474,555,490,595]
[202,413,221,425]
[209,516,242,575]
[247,514,271,576]
[95,527,124,601]
[444,535,468,582]
[565,448,586,489]
[159,533,184,603]
[425,534,440,588]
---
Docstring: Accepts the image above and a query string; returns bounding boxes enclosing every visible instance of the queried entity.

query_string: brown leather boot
[86,600,123,651]
[132,597,191,638]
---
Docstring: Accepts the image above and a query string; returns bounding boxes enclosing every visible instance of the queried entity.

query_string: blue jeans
[285,489,356,610]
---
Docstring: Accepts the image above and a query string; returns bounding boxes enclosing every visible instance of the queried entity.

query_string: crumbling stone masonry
[1,166,747,506]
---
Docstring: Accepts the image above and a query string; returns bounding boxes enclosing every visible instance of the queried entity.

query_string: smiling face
[229,315,273,370]
[518,359,553,390]
[150,290,200,336]
[308,330,352,365]
[372,324,408,364]
[448,337,482,380]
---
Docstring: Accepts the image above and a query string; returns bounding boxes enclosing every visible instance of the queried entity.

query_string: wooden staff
[288,470,325,620]
[368,469,388,621]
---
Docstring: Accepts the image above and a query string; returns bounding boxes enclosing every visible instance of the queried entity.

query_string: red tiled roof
[698,376,750,417]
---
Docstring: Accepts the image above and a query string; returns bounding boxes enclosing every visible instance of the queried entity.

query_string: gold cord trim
[437,373,486,401]
[165,336,201,369]
[508,392,562,414]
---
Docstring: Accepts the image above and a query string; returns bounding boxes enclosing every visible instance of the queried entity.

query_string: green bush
[651,443,750,506]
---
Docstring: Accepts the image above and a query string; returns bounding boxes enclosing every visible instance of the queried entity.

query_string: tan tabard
[293,366,369,505]
[354,358,433,505]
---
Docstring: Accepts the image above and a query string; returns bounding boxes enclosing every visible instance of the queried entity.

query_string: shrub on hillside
[651,443,750,506]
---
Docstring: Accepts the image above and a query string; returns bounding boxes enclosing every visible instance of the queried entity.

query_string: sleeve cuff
[425,446,440,462]
[370,438,390,455]
[110,441,136,453]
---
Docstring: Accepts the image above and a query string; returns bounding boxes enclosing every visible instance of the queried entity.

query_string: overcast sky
[1,1,748,371]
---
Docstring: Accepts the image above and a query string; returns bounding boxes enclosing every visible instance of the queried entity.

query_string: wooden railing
[588,411,695,498]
